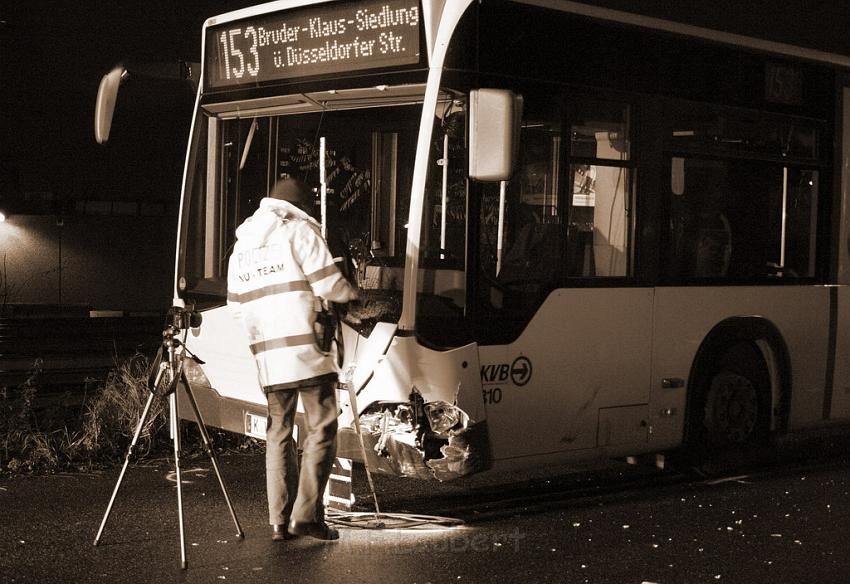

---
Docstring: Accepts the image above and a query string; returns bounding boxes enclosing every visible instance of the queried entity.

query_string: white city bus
[132,0,850,481]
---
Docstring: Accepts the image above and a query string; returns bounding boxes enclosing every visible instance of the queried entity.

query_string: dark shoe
[272,524,296,541]
[288,520,339,540]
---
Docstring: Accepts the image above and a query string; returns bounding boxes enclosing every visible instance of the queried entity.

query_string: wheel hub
[704,371,759,445]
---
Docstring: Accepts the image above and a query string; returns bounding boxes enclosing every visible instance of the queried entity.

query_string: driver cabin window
[477,93,564,322]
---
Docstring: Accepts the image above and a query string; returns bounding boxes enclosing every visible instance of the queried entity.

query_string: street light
[0,211,6,222]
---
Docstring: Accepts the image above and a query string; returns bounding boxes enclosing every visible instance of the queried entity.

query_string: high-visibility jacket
[226,198,355,390]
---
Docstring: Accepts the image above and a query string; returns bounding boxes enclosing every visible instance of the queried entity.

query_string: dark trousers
[265,381,338,525]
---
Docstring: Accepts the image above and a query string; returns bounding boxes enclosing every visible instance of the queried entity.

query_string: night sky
[0,2,255,209]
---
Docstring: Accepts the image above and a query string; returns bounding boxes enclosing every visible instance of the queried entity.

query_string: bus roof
[202,0,850,70]
[521,0,850,69]
[204,0,323,30]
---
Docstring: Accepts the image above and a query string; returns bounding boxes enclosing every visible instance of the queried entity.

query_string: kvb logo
[480,356,533,386]
[480,363,510,385]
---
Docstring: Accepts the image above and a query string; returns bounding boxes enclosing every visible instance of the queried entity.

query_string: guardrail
[0,313,164,388]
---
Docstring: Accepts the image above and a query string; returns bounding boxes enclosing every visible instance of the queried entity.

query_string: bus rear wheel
[704,369,760,447]
[689,342,771,458]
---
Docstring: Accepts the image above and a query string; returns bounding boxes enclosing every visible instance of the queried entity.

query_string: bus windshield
[179,91,425,328]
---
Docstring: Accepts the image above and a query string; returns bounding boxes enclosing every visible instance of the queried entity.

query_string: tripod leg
[170,392,188,570]
[94,390,157,546]
[181,372,244,538]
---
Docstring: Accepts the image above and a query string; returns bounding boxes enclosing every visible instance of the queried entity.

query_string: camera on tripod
[166,305,203,332]
[151,306,205,397]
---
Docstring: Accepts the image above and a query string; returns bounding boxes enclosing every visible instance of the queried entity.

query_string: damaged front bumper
[336,400,492,481]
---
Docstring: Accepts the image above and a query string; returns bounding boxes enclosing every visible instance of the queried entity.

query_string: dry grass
[73,354,169,461]
[0,360,70,472]
[1,353,260,475]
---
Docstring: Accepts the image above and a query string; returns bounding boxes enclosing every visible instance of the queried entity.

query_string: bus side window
[565,100,632,279]
[567,163,630,277]
[668,157,819,281]
[667,108,822,282]
[669,159,732,279]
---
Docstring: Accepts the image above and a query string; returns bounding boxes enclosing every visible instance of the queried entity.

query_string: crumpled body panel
[339,416,491,481]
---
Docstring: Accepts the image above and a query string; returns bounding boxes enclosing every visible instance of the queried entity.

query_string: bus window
[466,90,567,343]
[181,114,271,306]
[666,106,822,281]
[784,168,819,278]
[181,114,224,304]
[221,117,272,266]
[494,122,564,299]
[416,96,470,346]
[566,99,632,278]
[668,158,819,280]
[181,102,420,322]
[467,92,634,343]
[567,164,630,277]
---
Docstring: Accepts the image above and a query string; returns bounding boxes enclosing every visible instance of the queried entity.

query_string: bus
[103,0,850,482]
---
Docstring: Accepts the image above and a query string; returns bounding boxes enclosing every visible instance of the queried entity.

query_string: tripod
[93,310,244,569]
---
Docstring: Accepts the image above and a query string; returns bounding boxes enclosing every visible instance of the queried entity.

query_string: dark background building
[0,2,254,312]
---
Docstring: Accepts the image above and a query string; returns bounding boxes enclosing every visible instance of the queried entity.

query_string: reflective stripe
[250,334,315,355]
[229,281,310,303]
[306,263,338,284]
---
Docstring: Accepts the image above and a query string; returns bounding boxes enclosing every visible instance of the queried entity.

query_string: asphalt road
[2,432,850,584]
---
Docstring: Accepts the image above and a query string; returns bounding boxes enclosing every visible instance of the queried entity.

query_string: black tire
[688,342,772,457]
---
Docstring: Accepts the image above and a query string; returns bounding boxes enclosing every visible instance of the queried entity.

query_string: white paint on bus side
[652,286,834,442]
[184,305,266,406]
[479,288,654,461]
[477,284,845,467]
[187,283,850,470]
[338,333,483,429]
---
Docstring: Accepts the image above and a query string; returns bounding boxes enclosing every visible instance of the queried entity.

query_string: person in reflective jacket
[227,177,357,541]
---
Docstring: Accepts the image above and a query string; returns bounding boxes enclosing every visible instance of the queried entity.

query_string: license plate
[245,412,298,442]
[245,413,267,439]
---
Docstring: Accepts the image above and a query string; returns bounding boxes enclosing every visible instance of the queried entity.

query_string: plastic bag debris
[426,421,490,481]
[356,401,489,480]
[424,401,469,436]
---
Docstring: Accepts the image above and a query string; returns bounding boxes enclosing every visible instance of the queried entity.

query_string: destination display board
[205,0,422,89]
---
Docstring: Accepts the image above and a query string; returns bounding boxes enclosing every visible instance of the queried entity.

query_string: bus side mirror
[94,61,198,145]
[94,65,128,144]
[468,89,523,182]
